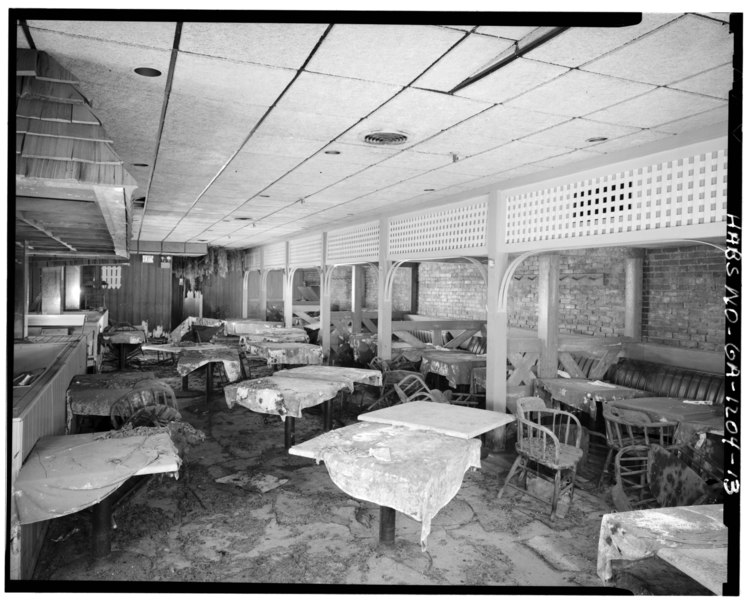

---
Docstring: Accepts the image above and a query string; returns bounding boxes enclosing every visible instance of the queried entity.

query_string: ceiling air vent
[133,196,146,207]
[363,131,408,146]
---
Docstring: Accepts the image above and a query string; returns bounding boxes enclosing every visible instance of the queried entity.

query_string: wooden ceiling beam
[93,186,129,258]
[17,213,76,251]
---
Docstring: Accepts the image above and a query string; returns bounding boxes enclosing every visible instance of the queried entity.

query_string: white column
[377,217,392,361]
[624,253,644,341]
[537,254,560,378]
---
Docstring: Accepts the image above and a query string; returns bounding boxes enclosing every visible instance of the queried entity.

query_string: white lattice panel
[101,266,121,290]
[289,235,323,267]
[261,242,286,269]
[389,198,488,258]
[327,221,380,263]
[505,148,728,246]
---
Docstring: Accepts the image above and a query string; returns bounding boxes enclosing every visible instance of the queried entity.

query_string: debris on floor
[215,472,288,493]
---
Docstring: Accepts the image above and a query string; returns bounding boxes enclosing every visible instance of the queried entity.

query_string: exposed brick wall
[330,266,352,310]
[364,265,411,312]
[643,245,725,351]
[417,262,487,319]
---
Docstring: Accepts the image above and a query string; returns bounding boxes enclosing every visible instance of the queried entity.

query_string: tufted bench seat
[605,358,725,405]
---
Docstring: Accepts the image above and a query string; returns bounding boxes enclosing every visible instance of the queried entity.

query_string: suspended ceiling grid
[17,13,734,253]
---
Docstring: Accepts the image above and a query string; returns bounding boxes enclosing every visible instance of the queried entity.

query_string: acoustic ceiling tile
[651,105,730,135]
[589,129,671,155]
[306,24,464,86]
[581,14,734,86]
[172,53,295,107]
[338,87,490,148]
[242,134,327,158]
[275,71,401,118]
[475,26,538,40]
[27,20,177,49]
[669,64,732,99]
[504,70,655,117]
[179,22,327,69]
[453,57,569,104]
[413,33,514,92]
[257,107,358,141]
[587,87,726,129]
[520,118,641,150]
[525,14,680,68]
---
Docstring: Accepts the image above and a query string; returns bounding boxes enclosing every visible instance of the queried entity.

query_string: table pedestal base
[91,495,112,558]
[284,417,296,449]
[379,506,396,545]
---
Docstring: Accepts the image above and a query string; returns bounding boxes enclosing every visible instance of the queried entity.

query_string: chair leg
[550,469,562,521]
[568,467,578,502]
[598,447,615,487]
[498,455,523,499]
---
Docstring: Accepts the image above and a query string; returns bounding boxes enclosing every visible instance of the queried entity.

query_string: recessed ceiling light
[324,150,341,155]
[234,217,252,221]
[424,188,435,192]
[196,239,208,242]
[134,67,162,77]
[586,136,609,143]
[259,194,270,198]
[363,131,408,146]
[132,163,149,167]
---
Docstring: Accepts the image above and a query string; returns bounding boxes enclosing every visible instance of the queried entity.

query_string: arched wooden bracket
[324,262,378,290]
[285,266,299,299]
[260,267,284,288]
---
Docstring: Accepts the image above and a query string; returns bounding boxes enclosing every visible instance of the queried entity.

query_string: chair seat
[518,438,584,469]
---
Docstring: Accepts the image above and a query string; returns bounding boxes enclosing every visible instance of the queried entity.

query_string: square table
[536,378,652,421]
[66,371,156,433]
[289,421,481,550]
[104,329,147,370]
[13,431,180,558]
[239,328,309,344]
[175,347,243,399]
[604,396,724,445]
[358,400,514,439]
[224,376,350,448]
[242,341,324,366]
[272,365,382,388]
[597,504,726,594]
[419,349,487,388]
[223,319,283,336]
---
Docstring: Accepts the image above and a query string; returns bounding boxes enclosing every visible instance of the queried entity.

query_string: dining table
[104,328,147,370]
[223,319,283,336]
[13,430,180,558]
[291,401,514,549]
[536,377,653,422]
[604,396,724,445]
[65,371,156,433]
[239,327,309,345]
[242,341,324,366]
[597,504,727,594]
[419,349,487,389]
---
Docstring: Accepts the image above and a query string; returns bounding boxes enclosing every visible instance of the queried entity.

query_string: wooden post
[486,191,508,449]
[41,266,64,315]
[537,254,560,378]
[624,253,644,341]
[259,271,268,321]
[284,269,294,328]
[409,263,419,314]
[352,265,364,334]
[377,218,392,361]
[321,233,332,360]
[14,242,28,339]
[65,266,81,310]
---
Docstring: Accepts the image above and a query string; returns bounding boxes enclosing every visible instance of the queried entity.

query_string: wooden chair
[393,373,449,404]
[612,444,722,512]
[498,396,584,520]
[110,382,181,429]
[600,405,678,485]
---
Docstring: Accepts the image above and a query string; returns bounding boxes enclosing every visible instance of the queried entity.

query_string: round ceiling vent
[363,131,408,146]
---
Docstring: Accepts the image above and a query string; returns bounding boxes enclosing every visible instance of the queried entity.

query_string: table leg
[118,345,126,370]
[182,375,189,391]
[91,495,113,558]
[206,363,213,400]
[284,416,296,449]
[322,399,333,431]
[379,506,396,545]
[480,433,489,459]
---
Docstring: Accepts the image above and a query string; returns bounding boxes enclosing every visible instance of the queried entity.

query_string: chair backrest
[515,396,583,464]
[111,382,179,429]
[393,373,430,403]
[603,405,677,450]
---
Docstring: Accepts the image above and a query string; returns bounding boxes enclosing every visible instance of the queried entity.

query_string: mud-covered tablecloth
[290,421,480,551]
[176,348,243,382]
[243,341,323,365]
[272,365,382,388]
[419,350,487,388]
[13,431,180,524]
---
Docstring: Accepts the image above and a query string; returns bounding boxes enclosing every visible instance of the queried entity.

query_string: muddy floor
[29,353,714,594]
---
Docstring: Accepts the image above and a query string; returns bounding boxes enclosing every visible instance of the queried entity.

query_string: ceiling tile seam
[664,61,734,89]
[186,26,495,242]
[136,21,182,242]
[177,48,298,73]
[25,23,178,52]
[163,24,335,242]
